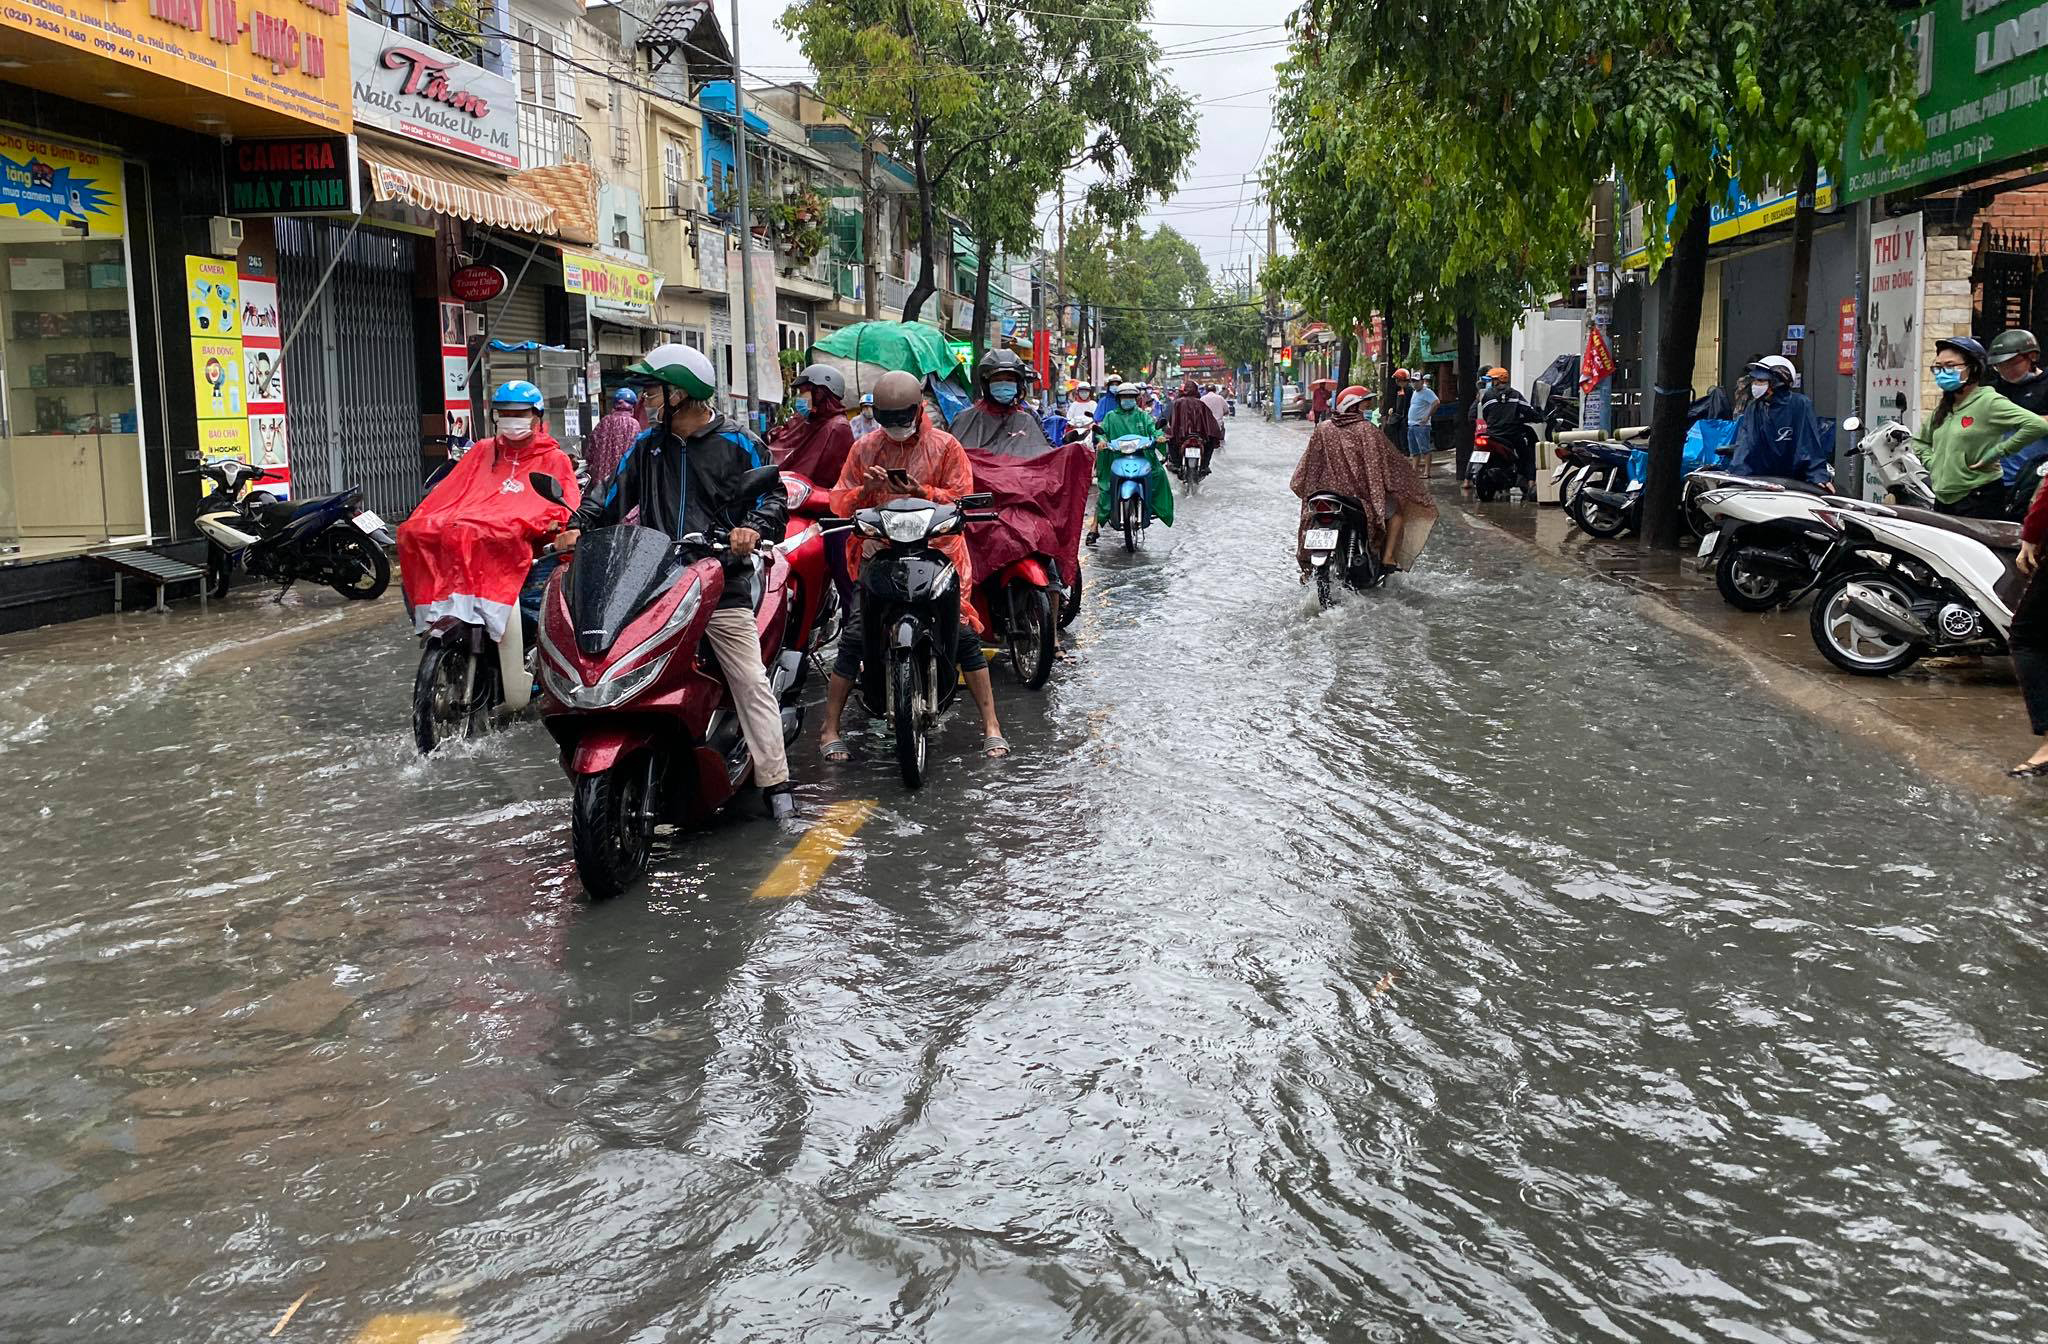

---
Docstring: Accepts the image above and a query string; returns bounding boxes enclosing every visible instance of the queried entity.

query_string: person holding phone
[817,370,1009,763]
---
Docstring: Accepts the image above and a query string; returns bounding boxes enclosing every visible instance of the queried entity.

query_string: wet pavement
[4,416,2048,1343]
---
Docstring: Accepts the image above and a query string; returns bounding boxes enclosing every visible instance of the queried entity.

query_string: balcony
[518,101,592,170]
[773,249,834,302]
[645,207,702,292]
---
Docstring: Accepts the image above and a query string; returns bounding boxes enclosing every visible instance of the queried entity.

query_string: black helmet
[976,348,1028,393]
[1989,328,2041,362]
[1935,335,1990,378]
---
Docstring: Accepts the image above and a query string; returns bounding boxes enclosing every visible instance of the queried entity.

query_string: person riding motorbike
[1199,384,1230,436]
[1165,378,1222,479]
[769,362,856,488]
[1085,381,1176,546]
[552,343,798,822]
[1290,384,1435,576]
[587,386,643,492]
[1473,368,1535,494]
[816,370,1010,762]
[1913,335,2048,519]
[950,349,1054,458]
[1726,354,1831,486]
[850,392,879,439]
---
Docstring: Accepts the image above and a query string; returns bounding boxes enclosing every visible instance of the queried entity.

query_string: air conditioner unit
[673,181,707,215]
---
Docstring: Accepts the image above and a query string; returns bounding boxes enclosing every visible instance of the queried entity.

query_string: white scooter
[1689,418,1934,611]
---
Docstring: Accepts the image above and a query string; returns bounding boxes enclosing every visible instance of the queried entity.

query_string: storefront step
[0,541,209,634]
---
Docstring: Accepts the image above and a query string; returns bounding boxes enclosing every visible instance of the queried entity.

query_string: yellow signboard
[186,255,248,459]
[0,0,352,134]
[0,130,125,237]
[562,250,663,308]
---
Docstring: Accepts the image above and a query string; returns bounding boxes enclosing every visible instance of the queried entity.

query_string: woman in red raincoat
[768,363,855,488]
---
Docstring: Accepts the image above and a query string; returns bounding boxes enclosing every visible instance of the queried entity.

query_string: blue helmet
[491,380,544,409]
[611,385,640,408]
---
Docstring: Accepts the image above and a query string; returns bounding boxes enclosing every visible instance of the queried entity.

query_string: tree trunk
[1336,326,1354,386]
[1784,150,1819,382]
[903,176,938,322]
[1454,311,1479,479]
[971,234,994,373]
[1640,189,1713,550]
[861,139,879,321]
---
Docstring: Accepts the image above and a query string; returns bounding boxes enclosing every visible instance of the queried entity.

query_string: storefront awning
[512,163,600,246]
[361,142,557,235]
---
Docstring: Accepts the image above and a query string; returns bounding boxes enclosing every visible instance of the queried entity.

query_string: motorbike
[1175,435,1209,491]
[1807,502,2020,678]
[195,457,392,601]
[969,552,1060,690]
[1469,398,1544,502]
[535,465,838,898]
[1556,427,1649,538]
[1689,419,1932,612]
[1303,492,1384,609]
[1107,434,1158,552]
[828,492,1000,789]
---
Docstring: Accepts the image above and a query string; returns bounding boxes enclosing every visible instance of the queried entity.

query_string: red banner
[1033,330,1052,390]
[1581,324,1616,391]
[1836,298,1857,377]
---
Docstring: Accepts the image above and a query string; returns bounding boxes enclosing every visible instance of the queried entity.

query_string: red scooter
[968,554,1060,689]
[534,465,837,898]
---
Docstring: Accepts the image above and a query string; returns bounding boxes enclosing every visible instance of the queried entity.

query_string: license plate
[1304,528,1340,550]
[352,510,385,534]
[1470,450,1491,465]
[1697,530,1719,560]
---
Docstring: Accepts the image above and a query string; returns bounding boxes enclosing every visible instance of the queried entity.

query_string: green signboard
[1843,1,2048,203]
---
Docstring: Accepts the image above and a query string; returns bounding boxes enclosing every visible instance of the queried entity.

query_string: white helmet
[629,342,718,401]
[1750,354,1798,388]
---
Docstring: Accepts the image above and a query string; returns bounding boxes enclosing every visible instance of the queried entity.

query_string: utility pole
[1055,183,1067,393]
[861,139,879,320]
[1583,180,1615,434]
[1266,207,1280,423]
[730,0,760,430]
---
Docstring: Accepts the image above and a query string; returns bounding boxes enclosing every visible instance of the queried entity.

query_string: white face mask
[882,423,916,442]
[1749,380,1771,400]
[497,416,535,441]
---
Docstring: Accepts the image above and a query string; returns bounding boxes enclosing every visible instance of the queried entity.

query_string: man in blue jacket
[1726,355,1831,486]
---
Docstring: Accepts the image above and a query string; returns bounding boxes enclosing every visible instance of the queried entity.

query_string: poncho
[1288,411,1435,569]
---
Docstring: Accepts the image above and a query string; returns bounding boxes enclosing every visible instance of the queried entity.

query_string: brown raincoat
[1289,409,1437,570]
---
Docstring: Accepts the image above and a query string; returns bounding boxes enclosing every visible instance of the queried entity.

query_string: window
[517,23,561,105]
[612,214,630,250]
[663,138,688,211]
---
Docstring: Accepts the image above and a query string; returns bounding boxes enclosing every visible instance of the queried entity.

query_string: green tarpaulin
[814,321,961,382]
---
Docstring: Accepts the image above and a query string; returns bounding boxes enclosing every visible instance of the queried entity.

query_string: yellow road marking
[352,1314,465,1344]
[751,798,877,902]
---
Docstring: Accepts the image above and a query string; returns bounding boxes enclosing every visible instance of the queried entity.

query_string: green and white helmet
[629,342,717,400]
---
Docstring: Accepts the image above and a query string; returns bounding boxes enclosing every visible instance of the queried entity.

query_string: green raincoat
[1094,405,1176,526]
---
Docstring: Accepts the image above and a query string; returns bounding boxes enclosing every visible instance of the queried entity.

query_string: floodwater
[3,416,2046,1343]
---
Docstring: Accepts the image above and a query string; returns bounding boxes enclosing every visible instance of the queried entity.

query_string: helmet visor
[874,402,920,431]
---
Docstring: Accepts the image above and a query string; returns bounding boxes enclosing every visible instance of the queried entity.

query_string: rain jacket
[1726,389,1832,485]
[963,443,1094,592]
[586,407,643,490]
[831,412,986,633]
[949,398,1054,458]
[1094,404,1175,526]
[1290,411,1436,570]
[398,428,580,642]
[1165,382,1222,450]
[571,413,787,611]
[1910,384,2048,505]
[768,387,854,487]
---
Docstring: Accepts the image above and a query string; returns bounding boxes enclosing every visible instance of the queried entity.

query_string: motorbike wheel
[1007,583,1055,689]
[1715,545,1786,612]
[1121,501,1138,553]
[572,759,653,900]
[327,528,391,600]
[1059,562,1084,630]
[1577,497,1631,539]
[412,642,494,753]
[1315,563,1336,609]
[1475,480,1497,503]
[205,545,233,600]
[892,652,928,789]
[1809,572,1925,677]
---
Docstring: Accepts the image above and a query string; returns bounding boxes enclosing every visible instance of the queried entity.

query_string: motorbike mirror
[734,464,782,503]
[959,492,993,507]
[1841,416,1862,433]
[529,472,566,505]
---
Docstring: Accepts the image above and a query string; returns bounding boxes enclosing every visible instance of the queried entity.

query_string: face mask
[1749,380,1772,400]
[1934,366,1967,393]
[882,423,916,442]
[1119,398,1137,411]
[990,382,1019,405]
[497,415,534,441]
[792,395,811,417]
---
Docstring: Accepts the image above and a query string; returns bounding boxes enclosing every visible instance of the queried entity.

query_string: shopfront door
[0,133,147,559]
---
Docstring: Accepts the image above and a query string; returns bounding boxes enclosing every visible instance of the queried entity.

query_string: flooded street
[5,416,2047,1343]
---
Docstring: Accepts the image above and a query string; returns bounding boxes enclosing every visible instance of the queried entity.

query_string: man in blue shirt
[1407,374,1441,476]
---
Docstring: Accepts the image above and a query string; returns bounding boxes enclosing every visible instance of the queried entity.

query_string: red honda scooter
[534,465,837,899]
[968,556,1060,689]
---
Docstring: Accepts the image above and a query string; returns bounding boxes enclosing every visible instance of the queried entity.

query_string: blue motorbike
[1108,434,1157,552]
[195,457,392,601]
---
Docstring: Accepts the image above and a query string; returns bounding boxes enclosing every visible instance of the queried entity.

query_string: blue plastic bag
[1627,419,1738,482]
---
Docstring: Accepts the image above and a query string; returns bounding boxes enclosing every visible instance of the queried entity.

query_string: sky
[727,1,1294,285]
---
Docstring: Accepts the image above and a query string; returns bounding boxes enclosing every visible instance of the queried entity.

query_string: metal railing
[517,101,592,169]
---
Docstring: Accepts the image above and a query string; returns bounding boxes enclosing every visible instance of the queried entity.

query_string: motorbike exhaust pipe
[1844,582,1931,642]
[497,616,531,713]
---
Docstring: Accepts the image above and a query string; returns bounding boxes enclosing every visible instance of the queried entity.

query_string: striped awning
[360,142,557,236]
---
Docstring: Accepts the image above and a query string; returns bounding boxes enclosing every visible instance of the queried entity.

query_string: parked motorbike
[1807,504,2020,677]
[196,457,392,601]
[1107,434,1157,552]
[535,465,836,898]
[828,492,1000,789]
[1558,427,1649,538]
[1303,492,1384,609]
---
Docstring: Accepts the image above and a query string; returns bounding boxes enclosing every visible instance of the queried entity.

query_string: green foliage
[1201,294,1265,375]
[1064,221,1214,376]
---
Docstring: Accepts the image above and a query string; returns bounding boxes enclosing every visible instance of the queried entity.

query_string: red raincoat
[397,428,580,641]
[768,388,855,488]
[963,441,1094,586]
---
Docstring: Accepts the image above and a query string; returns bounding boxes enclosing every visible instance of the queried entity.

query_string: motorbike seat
[1883,505,2023,552]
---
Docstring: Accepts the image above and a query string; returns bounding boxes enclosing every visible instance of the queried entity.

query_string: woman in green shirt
[1914,336,2048,518]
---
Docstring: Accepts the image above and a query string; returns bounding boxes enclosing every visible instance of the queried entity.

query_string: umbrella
[810,321,969,402]
[1309,377,1339,389]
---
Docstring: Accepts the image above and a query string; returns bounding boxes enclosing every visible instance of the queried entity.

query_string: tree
[1063,221,1212,379]
[1299,0,1922,545]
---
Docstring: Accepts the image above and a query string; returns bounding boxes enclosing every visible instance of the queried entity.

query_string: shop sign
[185,255,248,460]
[1865,213,1924,462]
[561,249,661,307]
[449,262,507,302]
[349,13,517,169]
[0,130,125,236]
[1621,167,1838,266]
[1837,298,1858,377]
[1844,2,2048,203]
[225,135,359,215]
[0,0,350,133]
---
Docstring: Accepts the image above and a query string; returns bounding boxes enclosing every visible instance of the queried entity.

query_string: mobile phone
[886,468,914,488]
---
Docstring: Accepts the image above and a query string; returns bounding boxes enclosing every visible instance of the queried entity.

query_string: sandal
[2007,759,2048,778]
[1084,531,1099,547]
[821,738,850,763]
[982,735,1011,759]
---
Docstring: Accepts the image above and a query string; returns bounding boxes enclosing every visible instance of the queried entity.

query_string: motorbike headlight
[551,650,669,710]
[882,508,935,543]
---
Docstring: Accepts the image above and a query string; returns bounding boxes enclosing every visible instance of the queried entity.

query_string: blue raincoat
[1726,390,1832,485]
